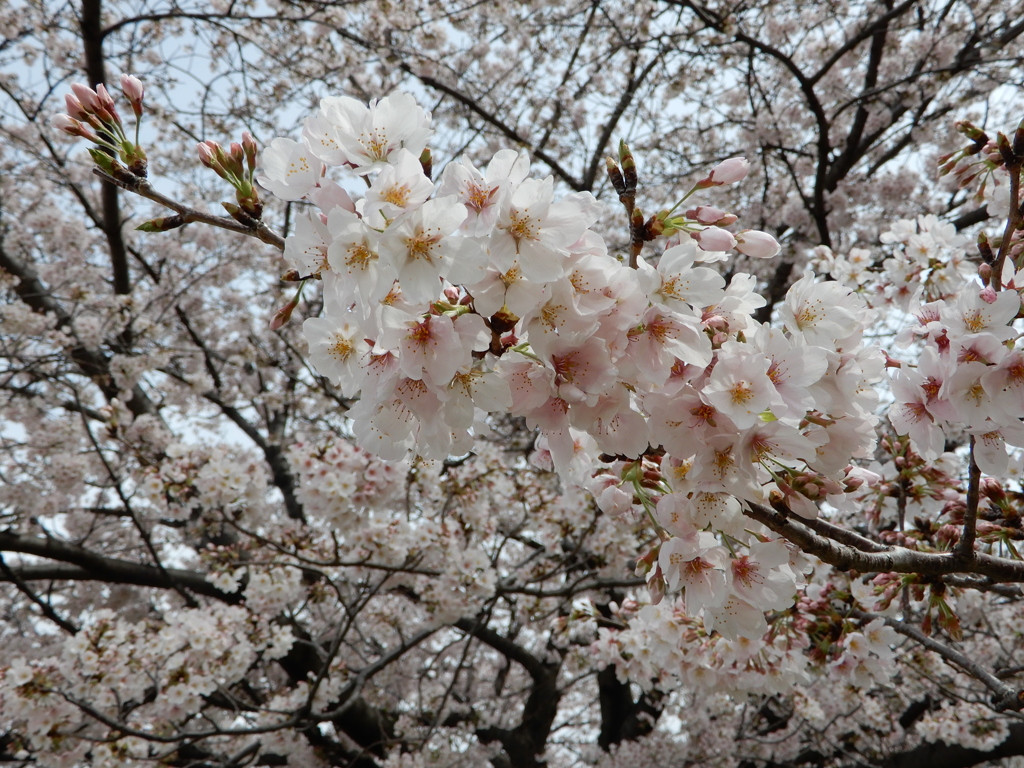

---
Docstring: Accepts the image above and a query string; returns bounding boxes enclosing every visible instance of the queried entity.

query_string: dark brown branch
[93,169,285,251]
[81,0,130,296]
[880,723,1024,768]
[0,532,240,603]
[0,553,80,634]
[742,502,1024,581]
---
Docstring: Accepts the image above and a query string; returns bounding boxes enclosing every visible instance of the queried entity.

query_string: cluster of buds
[197,133,263,224]
[606,140,638,215]
[50,75,147,177]
[770,467,844,519]
[939,119,1024,199]
[607,147,778,264]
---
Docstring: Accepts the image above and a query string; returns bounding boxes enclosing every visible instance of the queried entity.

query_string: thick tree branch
[742,502,1024,580]
[0,532,240,603]
[81,0,130,296]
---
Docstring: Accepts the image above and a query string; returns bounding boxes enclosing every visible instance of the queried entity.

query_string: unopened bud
[606,157,626,196]
[707,157,750,185]
[936,524,961,546]
[229,142,245,176]
[1014,117,1024,160]
[735,229,780,259]
[955,120,987,143]
[619,140,637,192]
[978,232,994,265]
[51,114,90,139]
[419,148,432,180]
[197,141,218,168]
[63,93,88,120]
[686,205,736,226]
[87,146,116,173]
[136,214,185,232]
[980,476,1006,502]
[95,83,116,112]
[119,74,144,119]
[71,83,101,112]
[241,131,258,173]
[269,297,299,330]
[693,225,737,252]
[120,73,144,102]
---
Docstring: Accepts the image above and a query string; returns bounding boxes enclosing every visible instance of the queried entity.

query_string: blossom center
[382,184,411,207]
[347,244,373,268]
[507,210,539,244]
[729,381,754,404]
[330,336,353,361]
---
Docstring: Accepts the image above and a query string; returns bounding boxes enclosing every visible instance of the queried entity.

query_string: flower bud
[242,131,258,173]
[136,215,185,232]
[978,232,994,265]
[606,157,626,195]
[708,157,749,185]
[980,477,1006,502]
[120,73,144,103]
[197,141,217,168]
[686,205,737,226]
[50,114,89,138]
[229,141,246,176]
[71,83,101,112]
[419,147,432,180]
[95,83,116,111]
[120,74,144,120]
[63,93,89,120]
[735,229,781,259]
[955,120,987,142]
[618,140,637,192]
[269,297,299,330]
[693,225,737,252]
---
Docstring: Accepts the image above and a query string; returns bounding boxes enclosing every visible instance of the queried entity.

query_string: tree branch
[0,532,240,603]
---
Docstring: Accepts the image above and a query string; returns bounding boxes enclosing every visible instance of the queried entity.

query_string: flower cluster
[812,215,973,310]
[253,91,890,637]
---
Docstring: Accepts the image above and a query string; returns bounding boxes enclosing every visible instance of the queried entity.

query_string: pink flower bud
[735,230,781,259]
[708,157,750,185]
[693,225,737,252]
[269,298,299,330]
[71,83,101,112]
[979,285,997,304]
[95,83,116,111]
[197,141,217,167]
[120,74,145,104]
[50,114,84,136]
[241,130,258,171]
[686,205,736,225]
[64,93,88,120]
